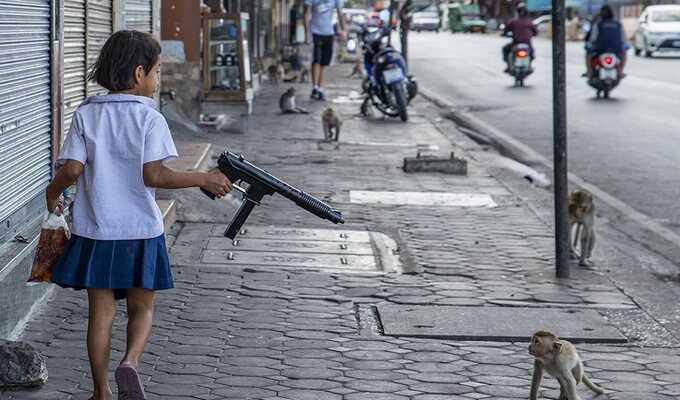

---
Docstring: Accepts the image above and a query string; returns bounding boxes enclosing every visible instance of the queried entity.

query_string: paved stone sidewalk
[3,64,680,399]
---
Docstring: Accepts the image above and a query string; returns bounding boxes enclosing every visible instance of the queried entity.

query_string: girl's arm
[143,160,232,198]
[46,160,84,212]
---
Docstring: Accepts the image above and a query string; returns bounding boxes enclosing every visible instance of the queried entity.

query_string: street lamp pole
[552,0,570,278]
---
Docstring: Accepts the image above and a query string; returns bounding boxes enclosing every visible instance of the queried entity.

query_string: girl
[46,30,232,400]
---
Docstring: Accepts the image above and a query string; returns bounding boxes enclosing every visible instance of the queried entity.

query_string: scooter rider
[584,5,629,79]
[502,3,537,73]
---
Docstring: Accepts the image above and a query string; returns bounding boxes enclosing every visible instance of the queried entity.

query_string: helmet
[516,2,528,16]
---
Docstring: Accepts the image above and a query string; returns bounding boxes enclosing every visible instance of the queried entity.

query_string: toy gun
[201,150,344,239]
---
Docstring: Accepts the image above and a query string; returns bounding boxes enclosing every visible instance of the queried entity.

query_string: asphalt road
[409,32,680,232]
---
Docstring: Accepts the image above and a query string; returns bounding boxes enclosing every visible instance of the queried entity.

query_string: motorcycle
[359,25,417,122]
[588,52,620,99]
[507,43,533,87]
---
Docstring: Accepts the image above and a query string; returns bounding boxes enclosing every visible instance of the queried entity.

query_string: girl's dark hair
[87,30,161,92]
[600,5,614,20]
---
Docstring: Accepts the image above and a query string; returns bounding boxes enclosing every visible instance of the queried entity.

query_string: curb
[419,86,680,254]
[419,87,545,167]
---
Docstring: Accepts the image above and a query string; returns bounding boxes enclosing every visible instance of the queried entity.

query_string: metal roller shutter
[0,0,53,224]
[63,0,86,133]
[86,0,112,96]
[124,0,152,33]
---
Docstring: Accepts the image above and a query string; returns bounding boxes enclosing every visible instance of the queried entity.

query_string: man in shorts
[305,0,346,101]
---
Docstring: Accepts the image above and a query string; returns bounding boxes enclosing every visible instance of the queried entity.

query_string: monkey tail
[582,375,605,394]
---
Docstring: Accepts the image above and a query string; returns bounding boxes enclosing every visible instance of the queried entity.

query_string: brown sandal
[115,365,145,400]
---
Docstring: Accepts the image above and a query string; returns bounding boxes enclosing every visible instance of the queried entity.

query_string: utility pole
[399,0,412,65]
[552,0,570,278]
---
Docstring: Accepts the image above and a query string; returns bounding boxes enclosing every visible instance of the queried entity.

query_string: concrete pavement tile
[145,383,210,397]
[214,375,276,386]
[281,367,341,379]
[345,393,408,400]
[278,378,342,390]
[211,386,276,398]
[277,389,342,400]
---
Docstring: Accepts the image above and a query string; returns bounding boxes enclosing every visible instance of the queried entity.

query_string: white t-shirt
[305,0,344,36]
[58,94,178,240]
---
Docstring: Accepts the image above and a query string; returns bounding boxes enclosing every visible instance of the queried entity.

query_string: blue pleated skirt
[51,234,174,300]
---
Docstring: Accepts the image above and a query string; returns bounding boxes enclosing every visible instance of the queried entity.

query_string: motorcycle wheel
[394,84,409,122]
[360,101,370,116]
[369,87,401,118]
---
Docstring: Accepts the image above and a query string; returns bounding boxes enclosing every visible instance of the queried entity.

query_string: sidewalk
[3,64,680,400]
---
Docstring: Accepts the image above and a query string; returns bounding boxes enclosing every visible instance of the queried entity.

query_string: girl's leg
[120,288,155,368]
[87,289,116,400]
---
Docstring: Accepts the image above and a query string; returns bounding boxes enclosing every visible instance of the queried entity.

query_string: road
[409,32,680,233]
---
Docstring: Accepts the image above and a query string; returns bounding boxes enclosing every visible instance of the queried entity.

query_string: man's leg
[311,34,322,98]
[502,43,512,71]
[313,63,322,86]
[315,35,334,100]
[585,51,593,77]
[317,65,325,87]
[619,51,627,77]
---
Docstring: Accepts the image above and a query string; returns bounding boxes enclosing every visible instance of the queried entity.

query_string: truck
[448,3,487,33]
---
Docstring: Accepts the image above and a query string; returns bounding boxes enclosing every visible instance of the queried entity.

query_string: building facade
[0,0,160,339]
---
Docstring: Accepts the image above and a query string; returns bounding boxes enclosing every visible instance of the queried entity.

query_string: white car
[533,15,552,35]
[634,5,680,57]
[412,11,440,32]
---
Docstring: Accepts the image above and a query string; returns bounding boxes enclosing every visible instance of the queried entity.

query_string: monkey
[283,65,309,83]
[528,330,605,400]
[299,66,309,83]
[267,62,285,84]
[568,190,595,267]
[321,108,342,142]
[255,58,265,74]
[276,64,285,82]
[348,59,366,79]
[279,88,309,114]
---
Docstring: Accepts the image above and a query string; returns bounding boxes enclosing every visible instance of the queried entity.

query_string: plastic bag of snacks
[27,212,71,284]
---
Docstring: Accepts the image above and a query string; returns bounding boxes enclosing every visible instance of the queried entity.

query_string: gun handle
[224,198,258,239]
[200,188,216,200]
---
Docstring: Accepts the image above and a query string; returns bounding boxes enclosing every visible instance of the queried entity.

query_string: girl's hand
[46,193,64,215]
[201,169,233,198]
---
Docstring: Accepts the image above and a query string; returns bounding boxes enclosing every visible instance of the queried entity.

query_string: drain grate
[200,226,402,273]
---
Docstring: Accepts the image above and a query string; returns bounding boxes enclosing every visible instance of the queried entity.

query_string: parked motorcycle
[359,25,417,122]
[506,43,533,87]
[588,52,620,99]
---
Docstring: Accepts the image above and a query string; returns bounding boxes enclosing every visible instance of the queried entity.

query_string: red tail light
[516,50,529,58]
[599,53,617,68]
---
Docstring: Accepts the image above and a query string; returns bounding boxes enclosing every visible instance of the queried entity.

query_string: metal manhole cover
[376,305,626,343]
[200,226,402,273]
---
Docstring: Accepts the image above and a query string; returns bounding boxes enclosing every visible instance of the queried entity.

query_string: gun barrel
[219,151,344,225]
[291,190,344,224]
